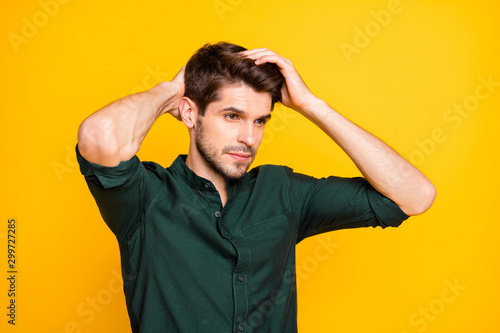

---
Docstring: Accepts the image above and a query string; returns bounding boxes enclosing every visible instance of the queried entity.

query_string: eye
[225,114,240,120]
[255,118,268,126]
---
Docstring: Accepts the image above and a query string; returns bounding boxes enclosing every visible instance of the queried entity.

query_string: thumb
[170,66,185,98]
[172,66,185,84]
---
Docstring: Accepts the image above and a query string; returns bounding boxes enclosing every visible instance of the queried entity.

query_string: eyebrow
[220,106,272,121]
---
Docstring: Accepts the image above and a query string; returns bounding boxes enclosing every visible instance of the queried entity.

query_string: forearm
[239,48,435,215]
[302,98,436,216]
[78,81,181,167]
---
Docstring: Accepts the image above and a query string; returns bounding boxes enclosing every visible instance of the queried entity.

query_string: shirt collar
[169,154,248,191]
[169,155,213,189]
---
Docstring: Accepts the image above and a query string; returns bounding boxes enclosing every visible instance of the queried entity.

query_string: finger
[172,66,185,82]
[253,54,293,70]
[240,49,292,67]
[239,48,270,56]
[241,50,279,60]
[240,50,284,63]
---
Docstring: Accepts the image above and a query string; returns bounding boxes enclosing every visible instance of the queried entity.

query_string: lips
[227,152,252,162]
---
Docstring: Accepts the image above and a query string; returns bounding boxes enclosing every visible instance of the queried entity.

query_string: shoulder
[247,164,293,180]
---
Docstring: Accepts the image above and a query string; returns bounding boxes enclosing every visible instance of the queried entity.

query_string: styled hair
[184,42,284,115]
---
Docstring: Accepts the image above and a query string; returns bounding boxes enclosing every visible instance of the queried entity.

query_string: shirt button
[214,211,221,218]
[238,275,245,282]
[204,183,210,189]
[238,324,245,332]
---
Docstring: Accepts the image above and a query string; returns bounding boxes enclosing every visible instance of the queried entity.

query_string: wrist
[151,81,184,117]
[296,96,326,117]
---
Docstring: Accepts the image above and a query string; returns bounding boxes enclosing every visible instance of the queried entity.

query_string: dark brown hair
[184,42,284,115]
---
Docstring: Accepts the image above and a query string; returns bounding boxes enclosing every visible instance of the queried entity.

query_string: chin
[221,168,248,181]
[220,162,252,180]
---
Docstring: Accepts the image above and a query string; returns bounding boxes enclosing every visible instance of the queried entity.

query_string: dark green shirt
[76,145,409,333]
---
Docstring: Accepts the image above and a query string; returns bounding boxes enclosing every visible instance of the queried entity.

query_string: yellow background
[1,0,499,332]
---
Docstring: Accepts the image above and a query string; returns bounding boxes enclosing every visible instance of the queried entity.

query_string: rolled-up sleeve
[286,169,409,243]
[76,144,158,243]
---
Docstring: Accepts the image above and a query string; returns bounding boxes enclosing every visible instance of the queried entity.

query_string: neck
[185,147,228,206]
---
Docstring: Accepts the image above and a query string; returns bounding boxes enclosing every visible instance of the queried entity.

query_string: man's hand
[239,48,319,114]
[242,47,436,216]
[158,66,185,120]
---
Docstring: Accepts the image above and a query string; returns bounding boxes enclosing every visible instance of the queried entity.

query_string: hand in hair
[239,48,320,115]
[241,48,436,215]
[162,66,185,121]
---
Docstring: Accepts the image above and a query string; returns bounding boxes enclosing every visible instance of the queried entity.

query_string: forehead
[209,84,272,114]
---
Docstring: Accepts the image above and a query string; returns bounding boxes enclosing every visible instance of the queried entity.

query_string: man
[77,42,436,332]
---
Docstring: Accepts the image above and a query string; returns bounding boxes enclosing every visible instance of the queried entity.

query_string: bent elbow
[405,182,437,216]
[77,117,120,165]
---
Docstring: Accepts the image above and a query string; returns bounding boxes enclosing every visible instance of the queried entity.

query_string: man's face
[194,84,272,180]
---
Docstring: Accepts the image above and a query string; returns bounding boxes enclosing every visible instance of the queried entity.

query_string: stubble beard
[194,119,255,181]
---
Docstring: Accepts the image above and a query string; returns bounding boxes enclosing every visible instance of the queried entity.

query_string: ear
[178,97,199,129]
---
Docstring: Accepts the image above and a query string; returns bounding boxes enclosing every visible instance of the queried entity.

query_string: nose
[237,122,257,147]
